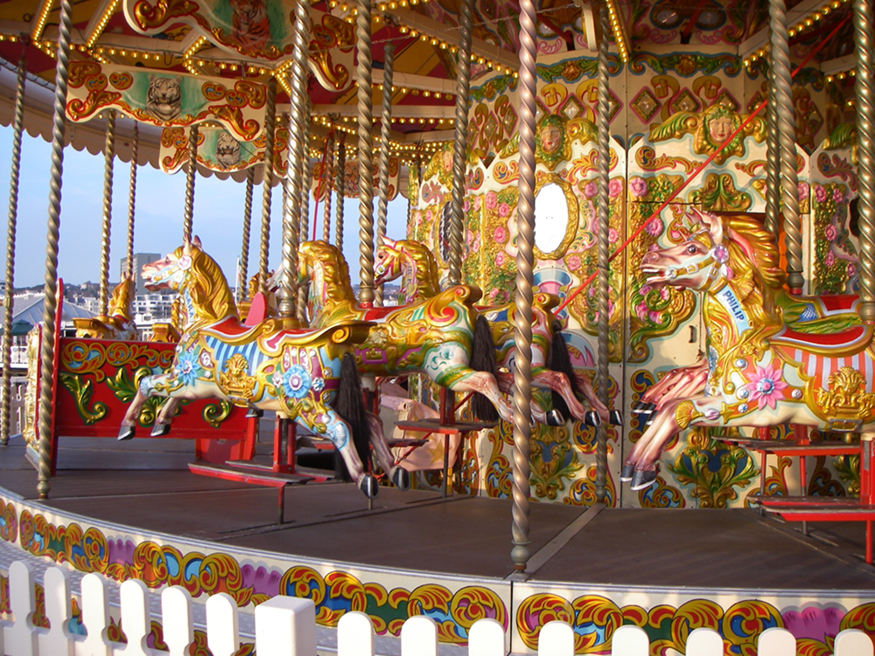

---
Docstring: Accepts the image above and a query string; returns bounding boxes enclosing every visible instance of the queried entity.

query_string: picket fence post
[80,572,111,656]
[758,627,796,656]
[39,567,73,656]
[686,627,723,655]
[118,579,152,656]
[161,586,193,656]
[254,594,316,656]
[401,616,437,656]
[5,560,36,656]
[835,628,874,656]
[611,625,648,656]
[337,611,374,656]
[205,592,239,656]
[468,618,504,656]
[537,620,574,656]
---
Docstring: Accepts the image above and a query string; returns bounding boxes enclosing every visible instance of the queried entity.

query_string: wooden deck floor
[2,434,874,590]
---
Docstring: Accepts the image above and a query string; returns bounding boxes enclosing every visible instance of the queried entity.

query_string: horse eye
[686,244,698,254]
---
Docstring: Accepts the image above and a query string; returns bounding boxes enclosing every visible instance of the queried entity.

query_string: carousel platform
[0,433,873,653]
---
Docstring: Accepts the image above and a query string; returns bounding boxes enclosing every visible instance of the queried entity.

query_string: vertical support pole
[322,131,335,242]
[1,51,26,446]
[37,0,74,499]
[769,0,802,292]
[182,124,198,244]
[595,6,610,503]
[258,78,278,295]
[297,155,312,324]
[98,111,116,317]
[448,0,474,287]
[125,122,139,279]
[765,66,781,235]
[408,150,421,239]
[854,0,875,322]
[375,44,395,306]
[512,0,537,572]
[335,135,347,250]
[356,0,376,305]
[238,168,255,304]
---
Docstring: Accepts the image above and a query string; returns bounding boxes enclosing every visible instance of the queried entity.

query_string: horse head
[141,236,238,326]
[374,237,404,286]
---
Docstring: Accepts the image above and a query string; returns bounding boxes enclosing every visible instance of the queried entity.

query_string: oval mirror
[534,181,577,259]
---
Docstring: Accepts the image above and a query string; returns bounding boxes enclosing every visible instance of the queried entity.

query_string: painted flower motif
[425,209,433,222]
[825,251,836,267]
[566,254,581,270]
[177,255,192,271]
[645,218,663,237]
[174,349,201,386]
[713,244,729,264]
[583,181,597,199]
[609,178,623,198]
[199,350,214,369]
[640,284,652,296]
[635,302,649,320]
[498,203,511,217]
[833,187,845,204]
[848,263,858,276]
[815,185,827,203]
[630,177,648,198]
[495,251,506,266]
[660,287,669,300]
[741,361,789,410]
[797,182,809,202]
[825,224,837,241]
[466,229,474,245]
[311,377,325,392]
[281,365,312,400]
[494,226,508,243]
[463,199,471,211]
[485,191,498,210]
[608,228,618,243]
[474,196,482,210]
[648,310,662,323]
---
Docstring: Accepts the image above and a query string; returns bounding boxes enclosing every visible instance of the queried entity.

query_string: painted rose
[463,199,471,211]
[425,209,433,222]
[474,196,482,210]
[648,310,662,323]
[635,302,649,320]
[645,217,663,237]
[797,181,809,202]
[639,284,652,296]
[494,226,508,243]
[833,187,845,204]
[609,178,623,199]
[495,251,506,266]
[485,191,498,210]
[825,251,836,267]
[630,177,648,198]
[609,228,619,243]
[466,229,474,245]
[815,185,827,203]
[583,181,597,199]
[498,203,511,217]
[567,254,581,270]
[848,263,858,276]
[824,224,837,241]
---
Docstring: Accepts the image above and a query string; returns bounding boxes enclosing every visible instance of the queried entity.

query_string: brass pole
[258,78,278,295]
[125,122,139,278]
[765,66,781,235]
[335,137,347,250]
[855,0,875,321]
[237,168,255,304]
[375,44,395,306]
[356,0,376,304]
[512,0,537,572]
[322,132,335,242]
[182,124,198,243]
[98,111,116,317]
[1,51,26,447]
[37,0,74,499]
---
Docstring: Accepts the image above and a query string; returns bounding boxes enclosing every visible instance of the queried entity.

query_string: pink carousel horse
[374,236,619,426]
[117,237,409,499]
[626,209,875,490]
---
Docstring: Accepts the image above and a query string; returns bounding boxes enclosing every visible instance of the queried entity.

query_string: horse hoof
[620,463,634,482]
[360,475,379,499]
[630,468,658,491]
[245,407,263,418]
[546,409,564,426]
[584,410,601,428]
[609,410,623,426]
[117,425,135,441]
[632,402,655,416]
[391,466,410,491]
[151,423,170,437]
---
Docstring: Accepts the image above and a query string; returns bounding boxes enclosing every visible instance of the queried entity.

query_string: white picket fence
[0,561,872,656]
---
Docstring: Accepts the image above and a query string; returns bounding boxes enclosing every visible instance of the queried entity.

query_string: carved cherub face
[539,124,564,154]
[707,114,735,146]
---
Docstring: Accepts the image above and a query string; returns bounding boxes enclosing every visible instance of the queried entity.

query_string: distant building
[120,254,161,296]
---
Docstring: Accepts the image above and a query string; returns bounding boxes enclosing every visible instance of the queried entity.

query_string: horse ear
[691,208,723,245]
[382,236,397,249]
[192,235,202,249]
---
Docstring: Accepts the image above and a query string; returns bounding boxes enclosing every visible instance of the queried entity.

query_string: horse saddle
[771,323,874,358]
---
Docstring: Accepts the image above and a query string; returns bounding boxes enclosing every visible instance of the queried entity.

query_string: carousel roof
[0,0,859,177]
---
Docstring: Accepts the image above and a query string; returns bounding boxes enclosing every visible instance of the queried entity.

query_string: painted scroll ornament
[159,124,289,174]
[311,158,401,200]
[66,62,265,141]
[123,0,355,91]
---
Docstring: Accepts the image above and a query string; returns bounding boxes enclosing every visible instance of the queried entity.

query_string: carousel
[0,0,871,653]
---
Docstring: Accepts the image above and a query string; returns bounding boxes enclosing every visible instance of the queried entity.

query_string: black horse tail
[469,314,500,422]
[551,321,582,418]
[334,352,371,481]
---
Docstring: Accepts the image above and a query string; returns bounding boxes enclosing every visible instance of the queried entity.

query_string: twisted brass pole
[297,148,313,324]
[335,136,346,250]
[1,51,26,447]
[512,0,537,572]
[595,6,610,503]
[125,122,139,279]
[323,132,335,242]
[375,44,395,306]
[258,77,278,296]
[237,168,255,304]
[769,0,802,291]
[356,0,376,305]
[855,0,875,321]
[37,0,74,499]
[448,0,474,286]
[98,111,116,317]
[182,124,198,243]
[765,67,781,236]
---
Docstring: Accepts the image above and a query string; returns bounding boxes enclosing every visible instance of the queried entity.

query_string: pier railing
[1,561,871,656]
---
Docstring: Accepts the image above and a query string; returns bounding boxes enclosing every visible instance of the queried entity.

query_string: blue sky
[0,124,409,289]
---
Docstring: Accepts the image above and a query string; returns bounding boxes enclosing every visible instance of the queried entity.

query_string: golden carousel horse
[374,236,620,426]
[117,237,410,498]
[73,272,139,341]
[626,209,875,490]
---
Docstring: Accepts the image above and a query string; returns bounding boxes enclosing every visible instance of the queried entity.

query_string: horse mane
[186,247,239,323]
[395,240,441,298]
[716,213,783,327]
[108,278,135,320]
[300,241,357,304]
